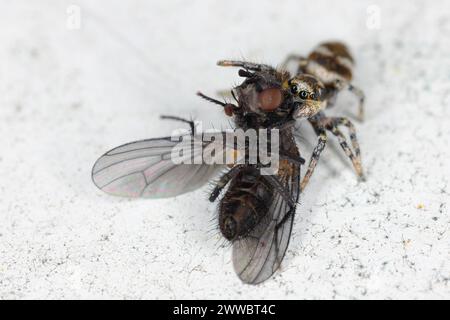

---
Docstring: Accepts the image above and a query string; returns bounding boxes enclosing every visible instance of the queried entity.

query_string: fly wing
[232,161,301,284]
[92,134,232,198]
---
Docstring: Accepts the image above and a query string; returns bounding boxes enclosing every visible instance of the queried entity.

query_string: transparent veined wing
[92,133,235,198]
[232,160,301,284]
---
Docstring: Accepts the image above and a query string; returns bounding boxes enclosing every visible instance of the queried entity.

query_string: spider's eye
[299,91,309,99]
[290,84,299,94]
[310,93,316,100]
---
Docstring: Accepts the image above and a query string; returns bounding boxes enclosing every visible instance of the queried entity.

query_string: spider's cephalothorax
[282,74,327,118]
[283,41,365,121]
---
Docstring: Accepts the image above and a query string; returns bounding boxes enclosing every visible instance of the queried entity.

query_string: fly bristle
[212,233,232,250]
[205,223,220,238]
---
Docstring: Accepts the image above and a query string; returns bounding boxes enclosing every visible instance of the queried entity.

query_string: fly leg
[334,80,365,121]
[261,168,300,268]
[256,153,305,168]
[274,198,297,269]
[279,154,305,166]
[160,115,196,135]
[208,165,244,202]
[273,204,297,270]
[270,177,297,248]
[276,206,296,231]
[263,175,296,208]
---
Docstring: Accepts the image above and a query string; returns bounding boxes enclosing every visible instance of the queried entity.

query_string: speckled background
[0,0,449,299]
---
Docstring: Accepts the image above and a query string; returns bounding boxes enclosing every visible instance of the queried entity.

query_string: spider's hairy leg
[333,117,362,164]
[307,113,365,182]
[300,127,327,192]
[328,122,365,181]
[334,80,365,121]
[209,165,243,202]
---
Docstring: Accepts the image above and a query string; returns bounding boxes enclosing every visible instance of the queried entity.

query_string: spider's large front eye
[290,84,299,95]
[299,90,309,99]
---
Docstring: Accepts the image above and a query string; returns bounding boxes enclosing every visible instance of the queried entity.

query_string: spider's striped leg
[328,121,365,181]
[333,117,362,165]
[299,126,327,192]
[334,80,365,121]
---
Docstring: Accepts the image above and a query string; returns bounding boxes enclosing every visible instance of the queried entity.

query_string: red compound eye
[258,88,283,111]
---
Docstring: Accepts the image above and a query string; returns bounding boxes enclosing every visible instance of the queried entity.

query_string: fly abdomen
[219,167,272,241]
[303,41,354,85]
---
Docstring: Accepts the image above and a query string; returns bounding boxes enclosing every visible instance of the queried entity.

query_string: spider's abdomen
[303,41,354,85]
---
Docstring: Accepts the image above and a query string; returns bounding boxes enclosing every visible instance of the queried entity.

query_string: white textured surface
[0,0,449,299]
